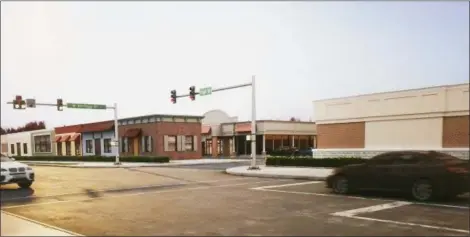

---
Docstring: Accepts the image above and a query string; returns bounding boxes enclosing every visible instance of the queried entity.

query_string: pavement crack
[124,168,201,184]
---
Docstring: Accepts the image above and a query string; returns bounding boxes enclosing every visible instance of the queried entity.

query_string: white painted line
[1,180,276,210]
[331,201,411,217]
[251,181,322,190]
[1,210,84,236]
[252,187,470,210]
[1,177,250,202]
[345,214,469,234]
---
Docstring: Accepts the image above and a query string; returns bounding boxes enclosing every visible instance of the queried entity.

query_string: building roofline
[55,114,204,130]
[118,113,204,121]
[313,82,469,103]
[220,120,316,125]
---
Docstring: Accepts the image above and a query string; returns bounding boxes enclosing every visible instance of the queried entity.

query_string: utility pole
[171,75,260,170]
[7,96,121,165]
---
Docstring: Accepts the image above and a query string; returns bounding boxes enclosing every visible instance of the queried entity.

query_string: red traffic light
[13,95,25,109]
[57,98,64,111]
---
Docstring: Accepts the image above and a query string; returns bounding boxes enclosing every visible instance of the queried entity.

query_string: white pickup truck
[0,154,35,188]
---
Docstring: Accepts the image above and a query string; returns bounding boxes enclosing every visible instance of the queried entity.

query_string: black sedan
[326,151,469,201]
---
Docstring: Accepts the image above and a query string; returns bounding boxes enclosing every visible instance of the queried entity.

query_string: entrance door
[133,138,139,156]
[16,143,21,156]
[94,139,101,156]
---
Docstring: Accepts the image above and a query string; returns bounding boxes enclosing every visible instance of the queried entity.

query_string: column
[231,136,236,158]
[211,137,218,158]
[61,142,66,156]
[71,141,76,156]
[291,135,295,147]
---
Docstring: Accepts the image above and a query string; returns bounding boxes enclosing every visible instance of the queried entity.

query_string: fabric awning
[59,135,70,142]
[55,135,62,142]
[235,123,251,133]
[69,133,81,142]
[201,125,211,134]
[123,128,141,138]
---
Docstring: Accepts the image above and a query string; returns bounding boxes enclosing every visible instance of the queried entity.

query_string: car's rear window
[424,151,463,163]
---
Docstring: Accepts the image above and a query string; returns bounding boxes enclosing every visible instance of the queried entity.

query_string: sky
[1,1,468,129]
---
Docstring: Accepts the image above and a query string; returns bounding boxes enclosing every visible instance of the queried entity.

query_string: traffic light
[189,86,196,101]
[170,90,177,104]
[13,95,25,110]
[57,98,64,111]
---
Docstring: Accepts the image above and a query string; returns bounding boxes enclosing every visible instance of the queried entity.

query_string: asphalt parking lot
[1,166,469,236]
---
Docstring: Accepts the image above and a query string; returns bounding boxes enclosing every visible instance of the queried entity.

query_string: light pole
[170,75,260,170]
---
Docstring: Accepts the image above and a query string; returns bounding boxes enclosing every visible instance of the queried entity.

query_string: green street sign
[66,103,107,110]
[199,87,212,96]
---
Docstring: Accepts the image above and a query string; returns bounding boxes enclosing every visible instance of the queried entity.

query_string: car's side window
[392,154,423,165]
[368,154,396,165]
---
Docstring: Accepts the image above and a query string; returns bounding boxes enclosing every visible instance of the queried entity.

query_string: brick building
[313,83,469,159]
[118,114,203,160]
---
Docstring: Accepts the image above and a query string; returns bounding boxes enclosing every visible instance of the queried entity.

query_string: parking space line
[1,179,277,210]
[251,181,321,190]
[330,201,470,234]
[252,185,469,210]
[1,177,250,202]
[331,201,411,217]
[1,210,84,236]
[342,213,470,234]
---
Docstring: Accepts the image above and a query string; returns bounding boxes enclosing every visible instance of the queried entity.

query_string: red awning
[69,133,81,142]
[123,128,141,138]
[59,135,70,142]
[201,125,211,134]
[235,123,251,133]
[55,135,62,142]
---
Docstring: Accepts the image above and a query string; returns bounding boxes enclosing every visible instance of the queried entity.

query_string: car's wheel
[411,179,434,202]
[332,176,350,194]
[17,181,33,189]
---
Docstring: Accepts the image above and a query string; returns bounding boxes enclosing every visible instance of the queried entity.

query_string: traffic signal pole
[172,75,259,170]
[7,99,121,165]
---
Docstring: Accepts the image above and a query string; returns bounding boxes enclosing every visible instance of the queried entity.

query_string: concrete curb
[25,160,249,169]
[224,168,327,181]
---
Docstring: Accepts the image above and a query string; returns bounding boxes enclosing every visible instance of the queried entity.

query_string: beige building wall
[258,121,316,135]
[364,118,443,149]
[314,83,469,124]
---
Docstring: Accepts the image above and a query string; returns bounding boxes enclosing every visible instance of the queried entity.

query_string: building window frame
[142,136,153,153]
[65,142,71,156]
[10,144,15,154]
[85,139,93,153]
[185,136,194,151]
[23,143,28,154]
[121,137,129,153]
[104,138,112,153]
[34,135,52,153]
[166,135,177,152]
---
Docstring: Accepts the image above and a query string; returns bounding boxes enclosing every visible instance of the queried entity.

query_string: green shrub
[12,155,170,163]
[266,156,366,168]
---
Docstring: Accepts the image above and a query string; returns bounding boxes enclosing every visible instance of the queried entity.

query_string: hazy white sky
[1,1,468,128]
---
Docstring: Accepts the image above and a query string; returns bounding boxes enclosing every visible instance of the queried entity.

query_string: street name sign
[67,103,107,110]
[199,87,213,96]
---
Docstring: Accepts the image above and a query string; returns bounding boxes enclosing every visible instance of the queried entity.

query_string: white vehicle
[1,154,35,188]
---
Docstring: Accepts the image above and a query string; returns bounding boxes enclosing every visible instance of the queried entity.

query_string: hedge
[266,156,366,168]
[12,155,170,163]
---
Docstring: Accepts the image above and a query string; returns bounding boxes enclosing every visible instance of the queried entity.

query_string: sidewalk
[225,165,333,180]
[22,158,249,168]
[1,211,78,236]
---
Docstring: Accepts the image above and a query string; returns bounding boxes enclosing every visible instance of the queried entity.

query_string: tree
[1,121,46,135]
[289,117,301,122]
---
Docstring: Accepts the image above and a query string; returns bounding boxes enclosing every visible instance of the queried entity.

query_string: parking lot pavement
[1,167,469,236]
[254,181,469,235]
